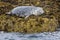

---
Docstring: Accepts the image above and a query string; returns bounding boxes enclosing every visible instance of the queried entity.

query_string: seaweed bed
[0,0,60,33]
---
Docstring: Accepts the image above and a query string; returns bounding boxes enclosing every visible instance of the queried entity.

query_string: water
[0,31,60,40]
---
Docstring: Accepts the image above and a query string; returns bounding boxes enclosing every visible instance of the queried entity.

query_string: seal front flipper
[25,15,30,19]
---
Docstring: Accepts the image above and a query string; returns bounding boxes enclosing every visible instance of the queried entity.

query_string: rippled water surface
[0,31,60,40]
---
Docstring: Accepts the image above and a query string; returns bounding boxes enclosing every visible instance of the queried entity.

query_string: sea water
[0,31,60,40]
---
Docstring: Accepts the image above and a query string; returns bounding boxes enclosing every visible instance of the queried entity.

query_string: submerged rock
[7,6,44,19]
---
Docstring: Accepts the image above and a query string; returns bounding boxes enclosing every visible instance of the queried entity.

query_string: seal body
[7,6,44,18]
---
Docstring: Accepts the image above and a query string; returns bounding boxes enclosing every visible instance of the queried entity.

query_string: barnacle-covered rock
[0,2,14,14]
[0,14,58,33]
[0,0,59,33]
[1,0,18,5]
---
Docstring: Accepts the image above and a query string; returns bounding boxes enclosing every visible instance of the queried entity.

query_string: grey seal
[7,6,44,19]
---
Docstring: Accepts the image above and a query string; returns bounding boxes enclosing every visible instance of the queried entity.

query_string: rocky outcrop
[0,0,59,33]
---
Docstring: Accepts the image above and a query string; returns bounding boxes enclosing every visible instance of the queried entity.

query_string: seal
[7,6,44,19]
